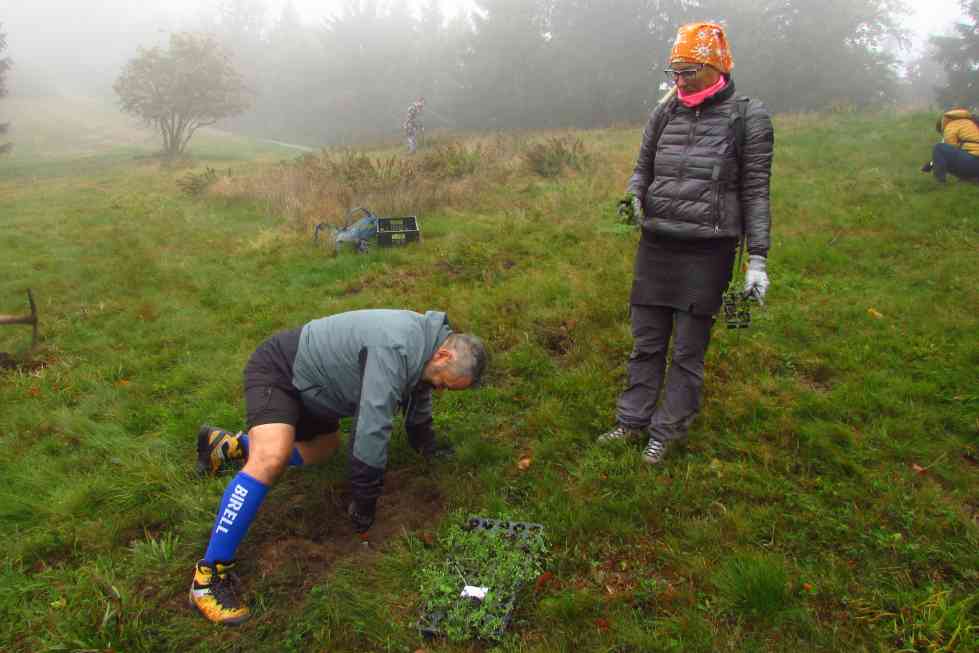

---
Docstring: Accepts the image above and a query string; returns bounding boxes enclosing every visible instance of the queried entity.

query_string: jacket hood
[942,108,974,131]
[944,108,973,120]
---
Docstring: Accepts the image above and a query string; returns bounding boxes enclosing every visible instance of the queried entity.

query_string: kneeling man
[190,309,487,624]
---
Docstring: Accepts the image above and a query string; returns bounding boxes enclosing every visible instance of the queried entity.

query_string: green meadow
[0,101,976,652]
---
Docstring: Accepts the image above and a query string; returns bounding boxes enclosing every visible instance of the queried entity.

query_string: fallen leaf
[594,617,611,633]
[419,531,435,547]
[534,571,554,592]
[911,463,927,475]
[709,458,724,477]
[517,456,533,471]
[115,379,130,387]
[28,386,40,397]
[867,308,884,320]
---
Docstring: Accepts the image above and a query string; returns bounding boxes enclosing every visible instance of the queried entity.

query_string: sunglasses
[663,64,704,83]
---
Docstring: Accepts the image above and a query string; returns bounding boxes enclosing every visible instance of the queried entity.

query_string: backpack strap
[652,97,678,153]
[730,96,751,163]
[729,96,751,246]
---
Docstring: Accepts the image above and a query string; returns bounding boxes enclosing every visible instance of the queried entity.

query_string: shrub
[176,167,218,196]
[416,142,482,179]
[523,136,591,177]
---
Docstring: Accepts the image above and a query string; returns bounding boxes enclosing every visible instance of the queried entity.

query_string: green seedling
[417,520,548,641]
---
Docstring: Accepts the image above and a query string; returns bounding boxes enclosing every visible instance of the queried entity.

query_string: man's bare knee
[243,450,289,483]
[243,423,295,484]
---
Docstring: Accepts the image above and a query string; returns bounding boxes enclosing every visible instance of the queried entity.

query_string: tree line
[209,0,920,146]
[7,1,979,157]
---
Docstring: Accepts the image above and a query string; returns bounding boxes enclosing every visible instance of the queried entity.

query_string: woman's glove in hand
[744,255,770,304]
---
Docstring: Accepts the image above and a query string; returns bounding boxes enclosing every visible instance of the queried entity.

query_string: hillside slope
[0,95,297,177]
[0,112,976,652]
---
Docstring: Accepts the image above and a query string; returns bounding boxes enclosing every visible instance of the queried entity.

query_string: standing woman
[598,23,775,464]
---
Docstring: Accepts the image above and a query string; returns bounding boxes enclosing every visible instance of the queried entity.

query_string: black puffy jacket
[628,80,774,256]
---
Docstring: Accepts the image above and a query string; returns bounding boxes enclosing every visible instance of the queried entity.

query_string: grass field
[0,102,977,652]
[0,95,299,178]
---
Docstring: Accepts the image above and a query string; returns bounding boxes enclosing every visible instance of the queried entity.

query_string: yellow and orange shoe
[196,425,246,476]
[189,560,250,625]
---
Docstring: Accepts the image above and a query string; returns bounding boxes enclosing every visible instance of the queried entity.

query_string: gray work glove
[616,194,644,225]
[744,255,770,304]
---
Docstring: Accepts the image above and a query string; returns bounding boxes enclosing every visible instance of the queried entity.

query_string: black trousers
[615,305,715,441]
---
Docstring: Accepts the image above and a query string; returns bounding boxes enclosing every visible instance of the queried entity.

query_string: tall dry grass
[208,133,538,234]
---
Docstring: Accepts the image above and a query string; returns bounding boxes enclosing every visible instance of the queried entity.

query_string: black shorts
[243,327,340,442]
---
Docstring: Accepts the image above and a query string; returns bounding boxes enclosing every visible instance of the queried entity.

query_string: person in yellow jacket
[921,108,979,183]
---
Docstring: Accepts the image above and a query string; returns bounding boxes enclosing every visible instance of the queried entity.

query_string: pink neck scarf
[677,76,727,108]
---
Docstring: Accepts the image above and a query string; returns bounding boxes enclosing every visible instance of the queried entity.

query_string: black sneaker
[196,425,247,476]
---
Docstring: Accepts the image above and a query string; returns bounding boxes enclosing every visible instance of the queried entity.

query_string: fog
[0,1,475,96]
[0,0,972,145]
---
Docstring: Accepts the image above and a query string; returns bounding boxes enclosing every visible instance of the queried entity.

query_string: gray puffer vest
[628,80,774,256]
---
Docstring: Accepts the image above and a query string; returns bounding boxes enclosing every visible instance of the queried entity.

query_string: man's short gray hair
[444,333,488,386]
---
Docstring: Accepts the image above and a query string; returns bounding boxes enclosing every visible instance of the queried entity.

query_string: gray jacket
[292,309,451,506]
[628,80,774,256]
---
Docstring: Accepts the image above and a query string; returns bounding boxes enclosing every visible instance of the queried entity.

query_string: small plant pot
[418,515,546,642]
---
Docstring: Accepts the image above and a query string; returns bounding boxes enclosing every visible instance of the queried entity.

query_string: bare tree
[0,24,12,155]
[114,32,250,159]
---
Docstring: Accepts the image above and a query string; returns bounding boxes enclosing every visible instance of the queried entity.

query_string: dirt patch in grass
[248,467,444,585]
[536,319,577,357]
[0,351,48,372]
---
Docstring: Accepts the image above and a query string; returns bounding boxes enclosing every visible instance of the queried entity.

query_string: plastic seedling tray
[418,516,545,641]
[376,215,420,247]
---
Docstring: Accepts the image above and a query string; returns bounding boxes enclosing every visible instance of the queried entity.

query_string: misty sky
[0,0,969,92]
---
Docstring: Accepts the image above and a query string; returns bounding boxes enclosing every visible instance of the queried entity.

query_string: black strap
[729,98,751,278]
[652,98,678,150]
[647,97,678,175]
[730,96,750,162]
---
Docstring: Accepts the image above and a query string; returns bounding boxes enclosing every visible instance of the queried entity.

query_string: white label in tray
[460,585,489,600]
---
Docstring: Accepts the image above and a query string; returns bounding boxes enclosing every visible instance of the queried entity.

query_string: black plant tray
[376,215,420,246]
[464,516,544,540]
[418,515,544,641]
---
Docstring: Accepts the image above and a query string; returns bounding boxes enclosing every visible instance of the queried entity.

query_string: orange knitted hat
[670,22,734,74]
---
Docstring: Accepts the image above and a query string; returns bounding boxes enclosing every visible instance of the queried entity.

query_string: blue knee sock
[238,434,303,467]
[203,471,269,564]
